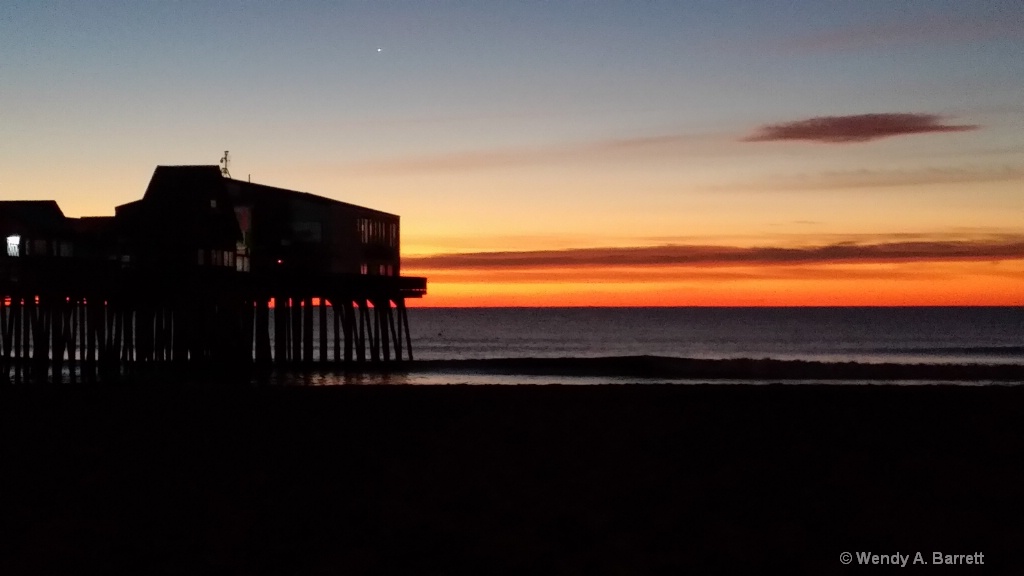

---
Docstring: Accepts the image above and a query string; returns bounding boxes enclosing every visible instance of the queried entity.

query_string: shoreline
[3,354,1022,385]
[405,355,1024,382]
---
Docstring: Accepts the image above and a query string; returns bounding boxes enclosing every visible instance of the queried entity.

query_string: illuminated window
[6,235,20,257]
[360,263,368,275]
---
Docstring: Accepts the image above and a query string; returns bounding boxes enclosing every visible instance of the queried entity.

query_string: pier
[0,165,427,381]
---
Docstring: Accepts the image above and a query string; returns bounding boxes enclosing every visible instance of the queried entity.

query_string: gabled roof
[0,200,68,235]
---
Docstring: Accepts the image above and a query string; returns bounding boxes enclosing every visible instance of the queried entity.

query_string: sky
[2,1,1022,306]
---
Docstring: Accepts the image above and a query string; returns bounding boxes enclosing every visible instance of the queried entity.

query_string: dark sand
[410,355,1024,381]
[2,383,1022,574]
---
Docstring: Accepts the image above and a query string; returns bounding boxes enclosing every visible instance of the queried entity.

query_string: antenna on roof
[220,150,232,178]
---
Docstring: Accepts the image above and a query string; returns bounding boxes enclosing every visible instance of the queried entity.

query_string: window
[358,218,369,244]
[210,199,217,208]
[360,263,368,275]
[33,239,46,255]
[6,235,20,257]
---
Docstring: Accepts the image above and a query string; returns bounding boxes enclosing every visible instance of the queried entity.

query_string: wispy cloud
[404,237,1024,270]
[743,114,978,144]
[715,164,1024,192]
[347,132,726,174]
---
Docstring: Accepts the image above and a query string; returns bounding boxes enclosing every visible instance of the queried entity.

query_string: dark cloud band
[404,239,1024,270]
[744,113,978,143]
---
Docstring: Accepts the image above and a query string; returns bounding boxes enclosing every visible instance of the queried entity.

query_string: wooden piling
[319,298,328,364]
[255,297,271,364]
[302,297,314,364]
[344,299,355,363]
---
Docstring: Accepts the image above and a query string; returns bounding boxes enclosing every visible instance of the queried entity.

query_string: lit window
[360,263,368,275]
[6,235,20,257]
[211,199,217,208]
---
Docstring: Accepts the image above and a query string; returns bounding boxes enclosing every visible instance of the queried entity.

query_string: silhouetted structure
[0,166,426,380]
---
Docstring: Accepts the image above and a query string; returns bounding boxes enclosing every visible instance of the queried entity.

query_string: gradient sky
[3,1,1022,306]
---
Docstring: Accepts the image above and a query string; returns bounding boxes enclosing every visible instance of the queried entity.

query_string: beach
[2,381,1021,574]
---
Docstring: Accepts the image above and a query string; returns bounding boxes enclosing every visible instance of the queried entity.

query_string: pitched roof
[0,200,68,235]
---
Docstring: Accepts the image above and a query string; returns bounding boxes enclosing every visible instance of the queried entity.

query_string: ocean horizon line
[406,304,1023,309]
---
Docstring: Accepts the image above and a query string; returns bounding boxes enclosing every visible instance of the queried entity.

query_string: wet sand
[2,383,1022,574]
[409,355,1024,381]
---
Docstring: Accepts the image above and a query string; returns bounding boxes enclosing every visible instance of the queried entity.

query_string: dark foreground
[2,384,1023,575]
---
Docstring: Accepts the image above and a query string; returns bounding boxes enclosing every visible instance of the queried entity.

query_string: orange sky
[403,260,1024,307]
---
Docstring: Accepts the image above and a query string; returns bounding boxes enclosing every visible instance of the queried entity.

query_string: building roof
[118,166,241,246]
[68,216,115,235]
[225,178,398,219]
[0,200,69,235]
[133,165,397,219]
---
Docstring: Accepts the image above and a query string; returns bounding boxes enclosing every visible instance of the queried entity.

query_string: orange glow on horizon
[404,260,1024,307]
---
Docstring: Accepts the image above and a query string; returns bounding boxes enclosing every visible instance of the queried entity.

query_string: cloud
[347,132,726,174]
[403,238,1024,270]
[743,114,978,143]
[716,164,1024,192]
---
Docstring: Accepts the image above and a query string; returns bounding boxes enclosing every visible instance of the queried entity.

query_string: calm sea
[267,306,1022,385]
[406,307,1024,365]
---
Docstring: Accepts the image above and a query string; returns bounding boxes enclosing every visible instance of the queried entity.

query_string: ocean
[406,307,1023,364]
[271,306,1023,386]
